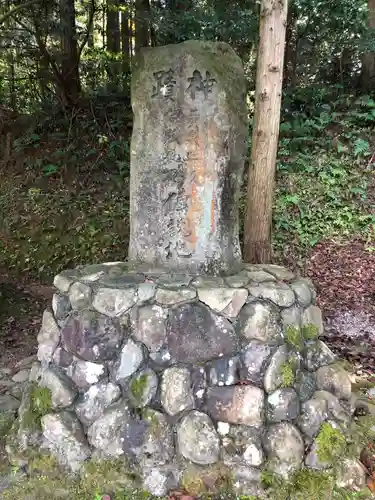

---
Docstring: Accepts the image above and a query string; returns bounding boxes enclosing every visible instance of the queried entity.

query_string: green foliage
[316,422,347,463]
[273,91,375,259]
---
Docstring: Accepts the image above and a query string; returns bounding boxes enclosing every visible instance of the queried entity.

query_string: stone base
[7,262,361,497]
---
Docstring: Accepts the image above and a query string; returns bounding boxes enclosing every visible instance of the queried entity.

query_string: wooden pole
[243,0,288,263]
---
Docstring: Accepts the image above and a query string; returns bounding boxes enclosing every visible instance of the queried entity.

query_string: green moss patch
[130,373,149,406]
[284,325,303,351]
[302,324,319,341]
[22,384,52,431]
[180,462,233,497]
[280,359,297,387]
[316,422,346,463]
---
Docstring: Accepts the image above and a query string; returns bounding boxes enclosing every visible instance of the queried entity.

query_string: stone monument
[5,40,365,498]
[128,40,247,275]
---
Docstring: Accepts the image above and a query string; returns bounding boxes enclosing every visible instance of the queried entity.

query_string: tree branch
[77,0,96,61]
[0,0,40,26]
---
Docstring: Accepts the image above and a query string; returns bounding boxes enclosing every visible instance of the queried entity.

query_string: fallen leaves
[306,238,375,373]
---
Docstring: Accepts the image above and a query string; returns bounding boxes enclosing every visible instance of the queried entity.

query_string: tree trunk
[283,3,297,89]
[121,0,131,90]
[361,0,375,92]
[107,0,121,89]
[243,0,288,264]
[121,1,130,65]
[135,0,150,54]
[59,0,81,107]
[107,0,121,53]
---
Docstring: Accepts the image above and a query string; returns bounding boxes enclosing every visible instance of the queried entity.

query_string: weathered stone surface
[155,287,196,305]
[78,263,107,282]
[156,274,192,288]
[197,288,248,318]
[134,409,174,466]
[87,402,132,457]
[37,309,60,365]
[75,382,121,426]
[112,338,145,383]
[167,302,239,363]
[264,423,304,478]
[336,458,367,492]
[237,301,282,343]
[5,384,42,461]
[11,370,30,383]
[231,466,264,497]
[161,367,194,416]
[100,274,145,288]
[0,394,20,413]
[267,388,300,423]
[209,356,239,386]
[245,269,277,283]
[40,367,77,409]
[29,362,42,382]
[68,282,92,310]
[42,411,91,471]
[248,282,295,308]
[177,410,220,464]
[149,346,173,366]
[239,341,272,385]
[302,305,323,335]
[225,270,251,288]
[296,394,328,439]
[52,347,74,368]
[291,279,313,307]
[137,281,156,302]
[67,359,106,389]
[128,40,248,276]
[295,371,317,402]
[62,309,125,362]
[281,306,302,329]
[142,465,179,497]
[305,341,336,371]
[131,304,168,353]
[129,368,158,407]
[315,364,351,400]
[305,440,331,470]
[52,293,71,324]
[205,385,264,427]
[314,390,351,428]
[264,345,294,393]
[191,366,208,404]
[93,287,137,317]
[15,355,37,370]
[53,269,81,293]
[222,425,264,467]
[259,264,295,281]
[191,276,225,287]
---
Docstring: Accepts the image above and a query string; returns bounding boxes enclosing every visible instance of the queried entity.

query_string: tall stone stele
[128,40,248,275]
